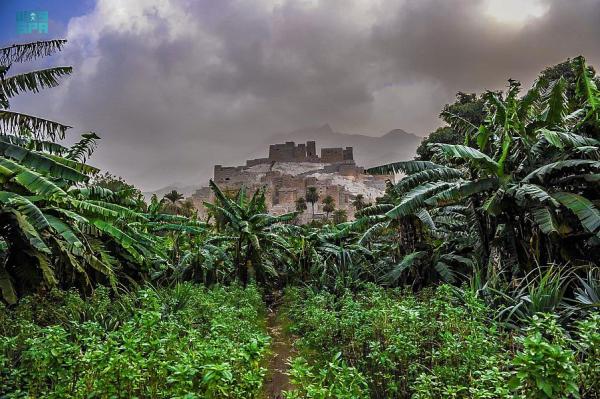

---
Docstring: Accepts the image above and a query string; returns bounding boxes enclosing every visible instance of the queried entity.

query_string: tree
[416,92,487,161]
[163,190,184,215]
[306,187,319,219]
[322,195,335,219]
[295,197,307,213]
[180,199,196,217]
[164,190,184,205]
[333,209,348,224]
[352,194,367,211]
[1,40,72,140]
[0,40,208,303]
[205,180,296,286]
[367,56,600,285]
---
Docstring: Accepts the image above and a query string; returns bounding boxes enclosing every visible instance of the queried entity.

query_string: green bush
[284,284,600,398]
[285,352,369,399]
[576,313,600,397]
[284,284,512,398]
[0,283,269,398]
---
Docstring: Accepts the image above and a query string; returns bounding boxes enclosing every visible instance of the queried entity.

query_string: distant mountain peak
[382,128,414,139]
[291,123,335,136]
[320,123,333,133]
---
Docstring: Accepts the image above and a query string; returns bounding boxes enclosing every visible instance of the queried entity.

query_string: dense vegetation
[0,40,598,397]
[0,284,268,398]
[284,285,598,398]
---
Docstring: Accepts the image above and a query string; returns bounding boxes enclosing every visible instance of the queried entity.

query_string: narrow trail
[261,298,295,399]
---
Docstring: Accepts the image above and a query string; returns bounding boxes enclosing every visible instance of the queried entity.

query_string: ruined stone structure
[266,141,352,164]
[189,141,388,223]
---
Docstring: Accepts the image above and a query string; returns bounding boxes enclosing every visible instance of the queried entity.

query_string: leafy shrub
[0,283,269,398]
[509,314,579,398]
[575,313,600,398]
[284,284,512,398]
[285,352,369,399]
[284,285,600,398]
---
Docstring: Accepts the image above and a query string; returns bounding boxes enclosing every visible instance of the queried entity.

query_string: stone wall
[269,142,298,161]
[246,158,269,166]
[268,141,354,163]
[320,147,344,163]
[343,147,353,161]
[214,165,255,186]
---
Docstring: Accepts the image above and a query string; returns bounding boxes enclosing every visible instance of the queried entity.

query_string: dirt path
[261,305,294,399]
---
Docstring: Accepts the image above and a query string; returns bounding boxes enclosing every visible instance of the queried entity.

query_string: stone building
[189,140,388,223]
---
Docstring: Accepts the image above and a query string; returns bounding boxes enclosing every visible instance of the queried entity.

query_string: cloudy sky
[1,0,600,190]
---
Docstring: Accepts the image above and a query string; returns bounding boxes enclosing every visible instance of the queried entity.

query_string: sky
[1,0,600,191]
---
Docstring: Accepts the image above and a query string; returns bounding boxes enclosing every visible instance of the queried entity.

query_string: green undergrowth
[0,283,269,398]
[282,284,600,399]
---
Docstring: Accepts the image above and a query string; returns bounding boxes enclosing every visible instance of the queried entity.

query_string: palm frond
[1,67,72,101]
[0,110,70,140]
[66,132,100,162]
[0,40,67,65]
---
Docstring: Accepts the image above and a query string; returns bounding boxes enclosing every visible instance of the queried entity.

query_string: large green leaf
[208,179,242,220]
[523,159,600,183]
[45,214,84,248]
[91,219,144,262]
[383,251,426,284]
[552,192,600,235]
[433,144,499,174]
[394,166,463,193]
[542,77,567,126]
[532,207,560,235]
[425,178,498,207]
[0,191,48,230]
[509,184,559,207]
[538,129,600,149]
[355,203,394,217]
[0,138,88,182]
[386,181,452,219]
[367,160,443,176]
[45,154,100,176]
[573,56,599,118]
[11,210,51,254]
[0,157,67,199]
[69,199,120,220]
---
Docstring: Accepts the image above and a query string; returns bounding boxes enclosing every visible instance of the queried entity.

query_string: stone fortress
[189,141,389,223]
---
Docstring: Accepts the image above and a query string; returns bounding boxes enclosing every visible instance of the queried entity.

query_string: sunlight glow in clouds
[483,0,549,25]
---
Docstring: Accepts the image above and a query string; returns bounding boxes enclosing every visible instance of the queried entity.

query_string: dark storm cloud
[10,0,600,190]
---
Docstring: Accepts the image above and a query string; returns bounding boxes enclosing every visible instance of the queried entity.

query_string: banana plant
[0,40,196,303]
[367,56,600,283]
[204,180,297,286]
